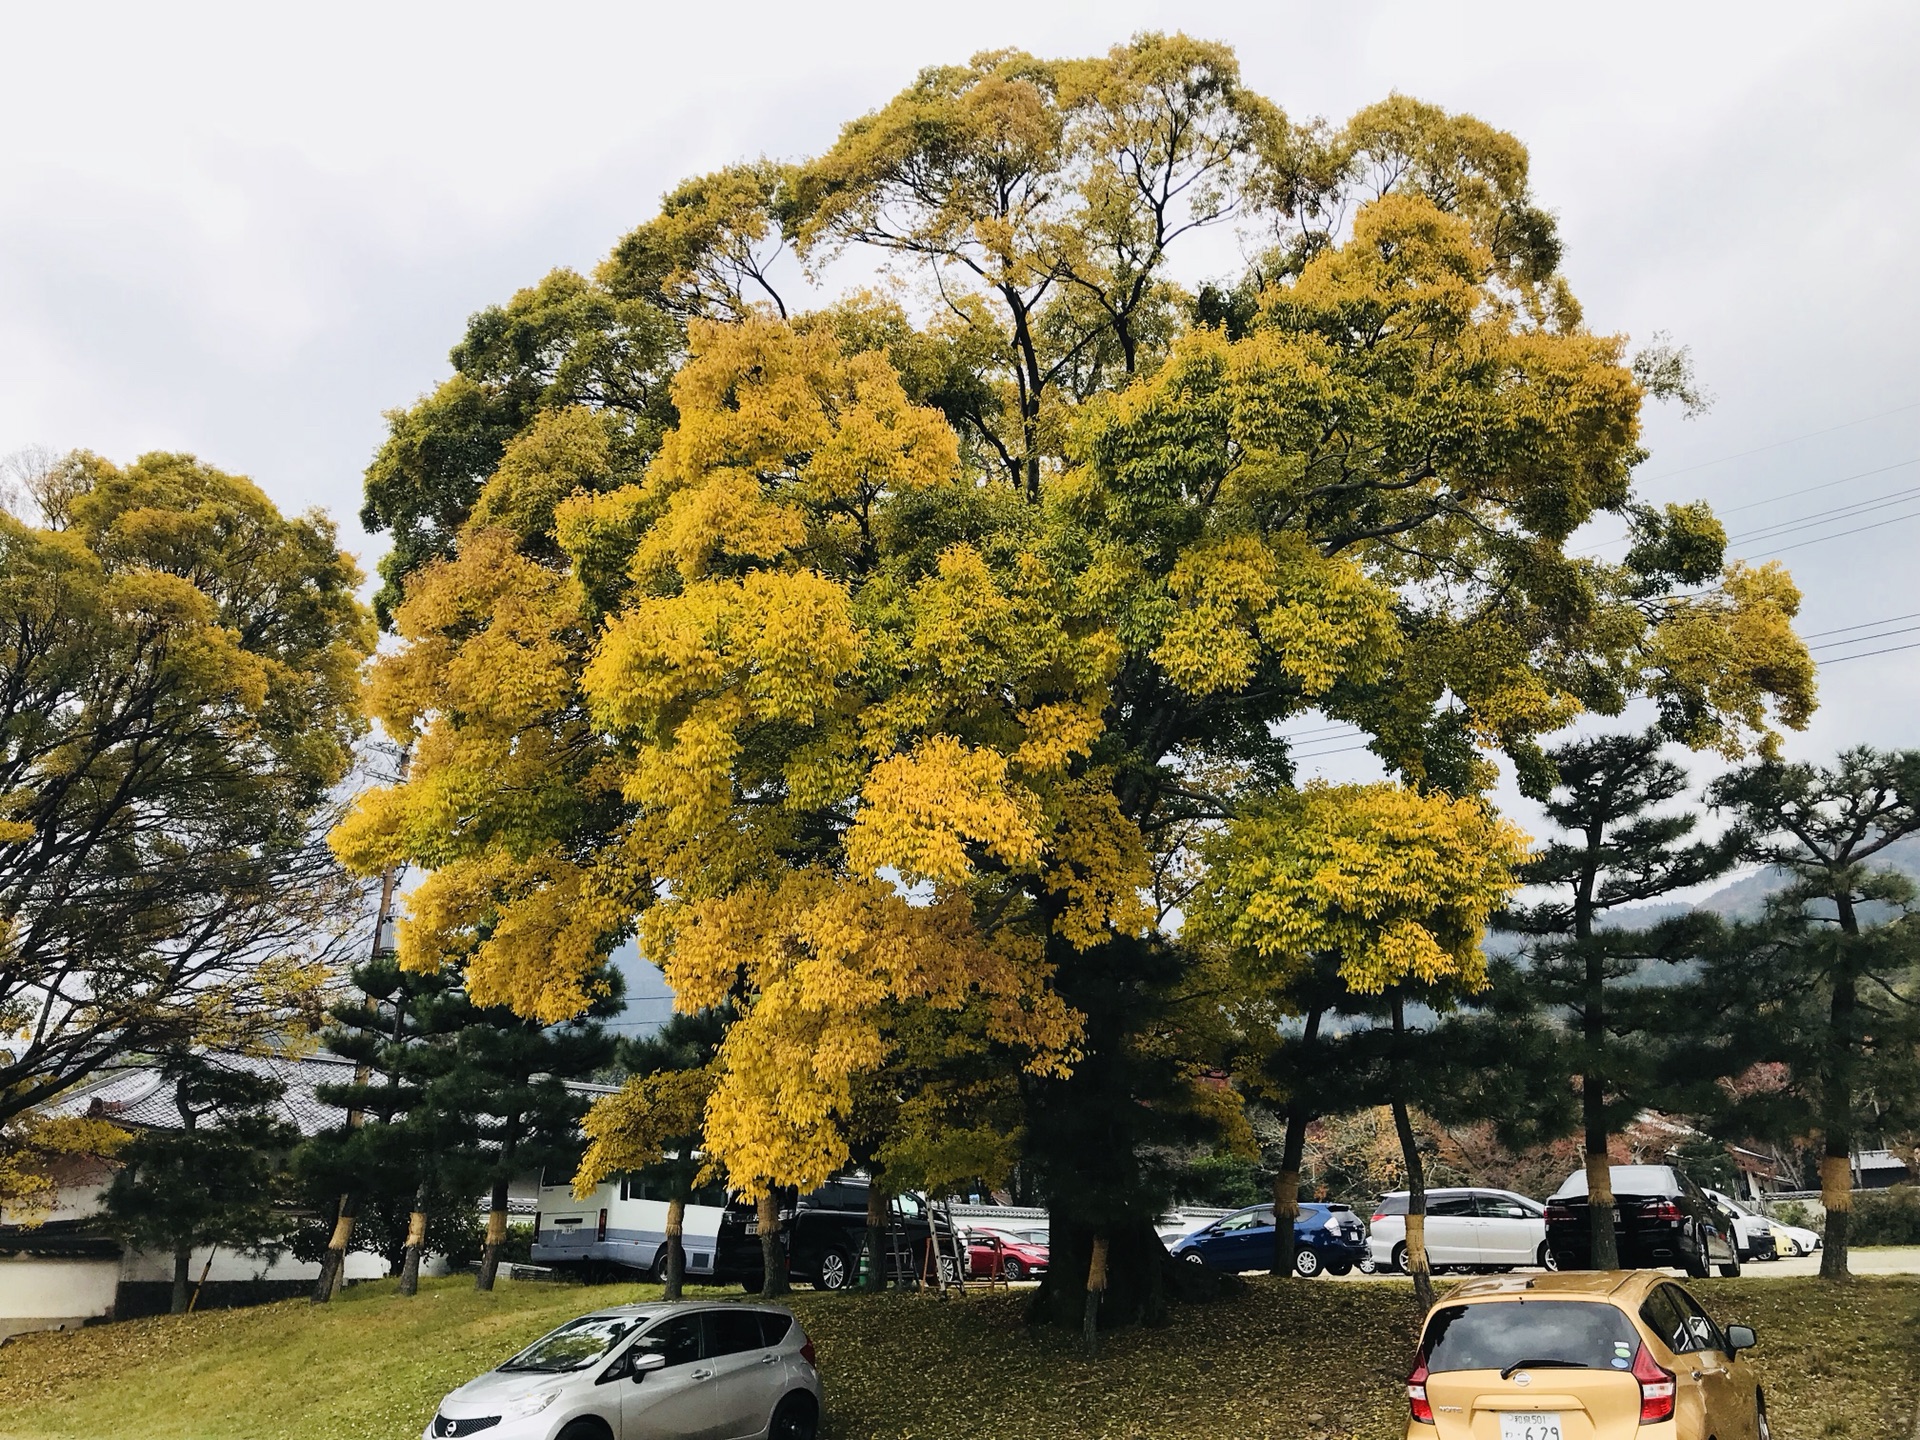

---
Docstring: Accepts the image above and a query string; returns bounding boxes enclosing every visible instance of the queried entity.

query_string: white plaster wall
[0,1256,118,1327]
[118,1245,386,1283]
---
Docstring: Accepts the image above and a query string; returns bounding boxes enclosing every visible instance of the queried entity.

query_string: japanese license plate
[1499,1414,1564,1440]
[744,1221,759,1235]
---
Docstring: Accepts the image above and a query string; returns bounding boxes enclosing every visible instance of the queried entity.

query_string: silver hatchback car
[425,1301,822,1440]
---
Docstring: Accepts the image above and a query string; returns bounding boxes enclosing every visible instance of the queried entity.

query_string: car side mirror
[630,1352,668,1383]
[1724,1325,1756,1354]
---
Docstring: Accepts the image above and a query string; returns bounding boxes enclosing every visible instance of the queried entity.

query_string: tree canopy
[1,451,374,1158]
[336,33,1816,1321]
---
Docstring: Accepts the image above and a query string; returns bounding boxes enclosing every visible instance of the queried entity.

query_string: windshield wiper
[1501,1359,1586,1379]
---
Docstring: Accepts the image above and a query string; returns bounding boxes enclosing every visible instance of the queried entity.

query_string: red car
[964,1225,1050,1281]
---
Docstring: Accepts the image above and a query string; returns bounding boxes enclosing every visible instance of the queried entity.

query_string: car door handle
[691,1368,714,1381]
[759,1354,776,1365]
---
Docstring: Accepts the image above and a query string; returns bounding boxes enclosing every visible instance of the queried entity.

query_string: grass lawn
[0,1272,1913,1440]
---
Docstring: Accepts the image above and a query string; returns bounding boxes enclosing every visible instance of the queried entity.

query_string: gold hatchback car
[1405,1272,1767,1440]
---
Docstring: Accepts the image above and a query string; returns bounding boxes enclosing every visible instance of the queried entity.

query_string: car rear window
[1421,1301,1640,1374]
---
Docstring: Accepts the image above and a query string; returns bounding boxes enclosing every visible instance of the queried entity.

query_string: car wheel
[815,1247,852,1291]
[1684,1224,1711,1279]
[648,1245,671,1284]
[1293,1248,1323,1278]
[1356,1256,1378,1275]
[1391,1242,1413,1276]
[937,1255,961,1284]
[555,1420,615,1440]
[1537,1242,1559,1272]
[769,1391,820,1440]
[1326,1260,1352,1276]
[1182,1250,1205,1265]
[1001,1256,1026,1282]
[1719,1246,1742,1279]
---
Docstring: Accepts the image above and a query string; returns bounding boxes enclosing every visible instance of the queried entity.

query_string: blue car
[1169,1202,1370,1277]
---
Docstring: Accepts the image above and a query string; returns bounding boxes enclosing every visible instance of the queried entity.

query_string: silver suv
[425,1301,822,1440]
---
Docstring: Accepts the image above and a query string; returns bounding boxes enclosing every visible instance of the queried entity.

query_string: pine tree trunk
[1390,994,1435,1310]
[398,1185,430,1297]
[310,1195,357,1304]
[1391,1096,1436,1310]
[757,1192,788,1297]
[1582,1078,1619,1270]
[1082,1233,1108,1356]
[1581,923,1619,1270]
[664,1195,686,1301]
[1272,1007,1322,1276]
[170,1245,192,1315]
[1820,907,1859,1280]
[863,1179,887,1292]
[476,1180,509,1292]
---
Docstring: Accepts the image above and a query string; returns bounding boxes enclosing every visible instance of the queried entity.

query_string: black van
[1544,1164,1743,1277]
[715,1176,954,1290]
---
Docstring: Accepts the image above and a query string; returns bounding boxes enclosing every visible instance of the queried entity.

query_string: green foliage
[0,450,373,1141]
[1176,1152,1266,1208]
[101,1052,300,1308]
[1850,1187,1920,1247]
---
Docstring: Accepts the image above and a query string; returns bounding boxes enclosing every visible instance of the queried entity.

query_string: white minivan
[1366,1187,1554,1273]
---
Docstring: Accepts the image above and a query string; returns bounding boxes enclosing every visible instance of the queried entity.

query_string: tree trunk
[1034,1216,1187,1331]
[170,1245,192,1315]
[1820,902,1860,1281]
[476,1180,509,1292]
[310,1195,357,1304]
[1819,1148,1851,1279]
[663,1195,686,1301]
[1582,1078,1619,1270]
[757,1192,788,1297]
[1272,1007,1323,1276]
[398,1184,430,1297]
[1082,1233,1108,1356]
[1581,915,1619,1270]
[863,1179,887,1292]
[1390,994,1435,1310]
[1391,1096,1436,1310]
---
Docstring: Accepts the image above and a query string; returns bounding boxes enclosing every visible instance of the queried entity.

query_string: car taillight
[1371,1212,1386,1224]
[1639,1200,1683,1223]
[597,1208,608,1241]
[1544,1203,1574,1222]
[1631,1344,1675,1424]
[1407,1356,1434,1425]
[799,1336,817,1368]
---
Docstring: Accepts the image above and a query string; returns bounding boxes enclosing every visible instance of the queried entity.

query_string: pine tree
[1495,731,1737,1269]
[435,974,620,1291]
[301,956,470,1300]
[102,1051,298,1313]
[1703,748,1920,1279]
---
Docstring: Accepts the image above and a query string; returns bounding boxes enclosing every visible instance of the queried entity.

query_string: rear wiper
[1501,1359,1585,1379]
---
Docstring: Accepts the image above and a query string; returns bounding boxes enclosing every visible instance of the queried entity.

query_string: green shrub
[1177,1153,1266,1208]
[1850,1185,1920,1246]
[1767,1199,1816,1230]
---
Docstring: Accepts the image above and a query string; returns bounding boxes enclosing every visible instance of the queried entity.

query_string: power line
[1574,456,1920,556]
[1740,505,1920,559]
[1636,400,1920,484]
[1718,455,1920,516]
[1816,639,1920,666]
[1727,483,1920,546]
[1810,623,1920,654]
[1801,610,1920,641]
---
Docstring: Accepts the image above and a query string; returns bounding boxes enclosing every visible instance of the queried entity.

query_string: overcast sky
[4,0,1916,816]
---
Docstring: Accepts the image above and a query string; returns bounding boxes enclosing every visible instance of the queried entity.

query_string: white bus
[532,1173,731,1281]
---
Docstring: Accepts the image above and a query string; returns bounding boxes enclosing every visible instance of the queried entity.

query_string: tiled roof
[49,1052,360,1138]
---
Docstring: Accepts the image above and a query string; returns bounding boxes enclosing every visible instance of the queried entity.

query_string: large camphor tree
[333,35,1814,1326]
[0,451,373,1199]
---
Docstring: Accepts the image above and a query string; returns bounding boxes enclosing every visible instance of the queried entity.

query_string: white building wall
[0,1256,119,1338]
